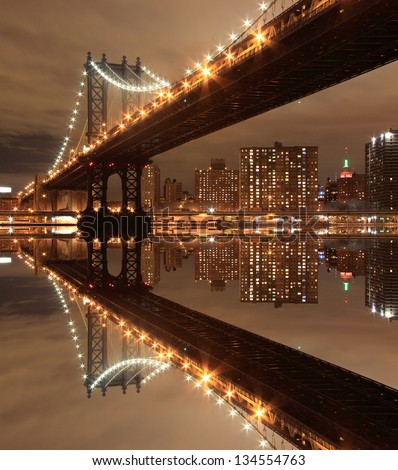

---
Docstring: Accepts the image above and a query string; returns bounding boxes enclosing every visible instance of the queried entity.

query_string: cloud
[1,0,398,190]
[0,132,57,174]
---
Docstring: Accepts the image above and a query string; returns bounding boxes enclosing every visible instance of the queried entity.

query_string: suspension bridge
[11,0,398,451]
[15,237,398,451]
[18,0,398,221]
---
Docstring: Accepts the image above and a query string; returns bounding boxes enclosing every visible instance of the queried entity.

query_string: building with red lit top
[336,156,366,203]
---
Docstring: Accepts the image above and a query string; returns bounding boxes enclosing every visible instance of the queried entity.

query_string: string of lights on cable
[90,60,170,92]
[49,277,86,375]
[51,74,86,172]
[186,372,274,449]
[20,0,293,197]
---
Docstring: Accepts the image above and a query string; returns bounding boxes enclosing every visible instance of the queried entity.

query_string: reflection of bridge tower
[87,239,144,289]
[85,308,143,397]
[84,238,148,396]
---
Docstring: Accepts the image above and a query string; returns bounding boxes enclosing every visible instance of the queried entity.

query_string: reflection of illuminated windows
[195,159,239,211]
[141,241,160,286]
[195,241,239,291]
[240,241,318,306]
[366,240,398,319]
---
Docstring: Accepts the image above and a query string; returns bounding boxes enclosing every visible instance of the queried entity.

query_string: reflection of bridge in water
[16,237,398,450]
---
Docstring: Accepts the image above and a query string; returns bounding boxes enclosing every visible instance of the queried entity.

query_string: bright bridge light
[53,216,78,224]
[0,257,12,264]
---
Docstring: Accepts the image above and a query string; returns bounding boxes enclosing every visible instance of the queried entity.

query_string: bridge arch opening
[107,241,123,278]
[107,172,123,212]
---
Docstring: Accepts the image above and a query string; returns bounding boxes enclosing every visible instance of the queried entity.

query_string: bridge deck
[46,259,398,450]
[45,0,398,190]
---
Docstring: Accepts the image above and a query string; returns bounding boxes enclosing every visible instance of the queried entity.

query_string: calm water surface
[0,236,397,449]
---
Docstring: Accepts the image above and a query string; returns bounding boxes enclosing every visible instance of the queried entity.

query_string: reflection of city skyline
[14,240,398,450]
[1,237,397,318]
[103,237,397,317]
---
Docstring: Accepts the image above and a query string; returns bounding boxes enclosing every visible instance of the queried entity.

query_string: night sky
[1,0,398,193]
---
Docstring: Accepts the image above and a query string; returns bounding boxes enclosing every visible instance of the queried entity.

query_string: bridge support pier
[87,239,145,290]
[80,160,151,241]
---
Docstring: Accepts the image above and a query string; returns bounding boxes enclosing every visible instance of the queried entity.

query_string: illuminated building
[366,129,398,210]
[164,178,183,204]
[142,164,160,210]
[325,247,366,302]
[240,241,318,306]
[366,240,398,320]
[318,185,325,205]
[0,240,18,253]
[338,248,366,278]
[336,157,366,202]
[0,196,19,211]
[195,159,239,211]
[195,240,239,291]
[141,240,160,286]
[240,142,318,211]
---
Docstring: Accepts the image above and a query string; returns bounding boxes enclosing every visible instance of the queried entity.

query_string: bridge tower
[85,52,142,144]
[85,306,143,397]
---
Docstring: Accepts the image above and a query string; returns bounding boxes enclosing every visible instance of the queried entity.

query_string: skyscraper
[366,129,398,210]
[195,159,239,211]
[240,142,318,211]
[337,157,366,202]
[142,163,160,210]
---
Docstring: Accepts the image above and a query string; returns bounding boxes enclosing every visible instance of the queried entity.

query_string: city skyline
[1,0,398,194]
[1,0,398,456]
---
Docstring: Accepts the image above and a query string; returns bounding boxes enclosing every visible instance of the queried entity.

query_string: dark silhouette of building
[324,177,338,204]
[164,178,183,204]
